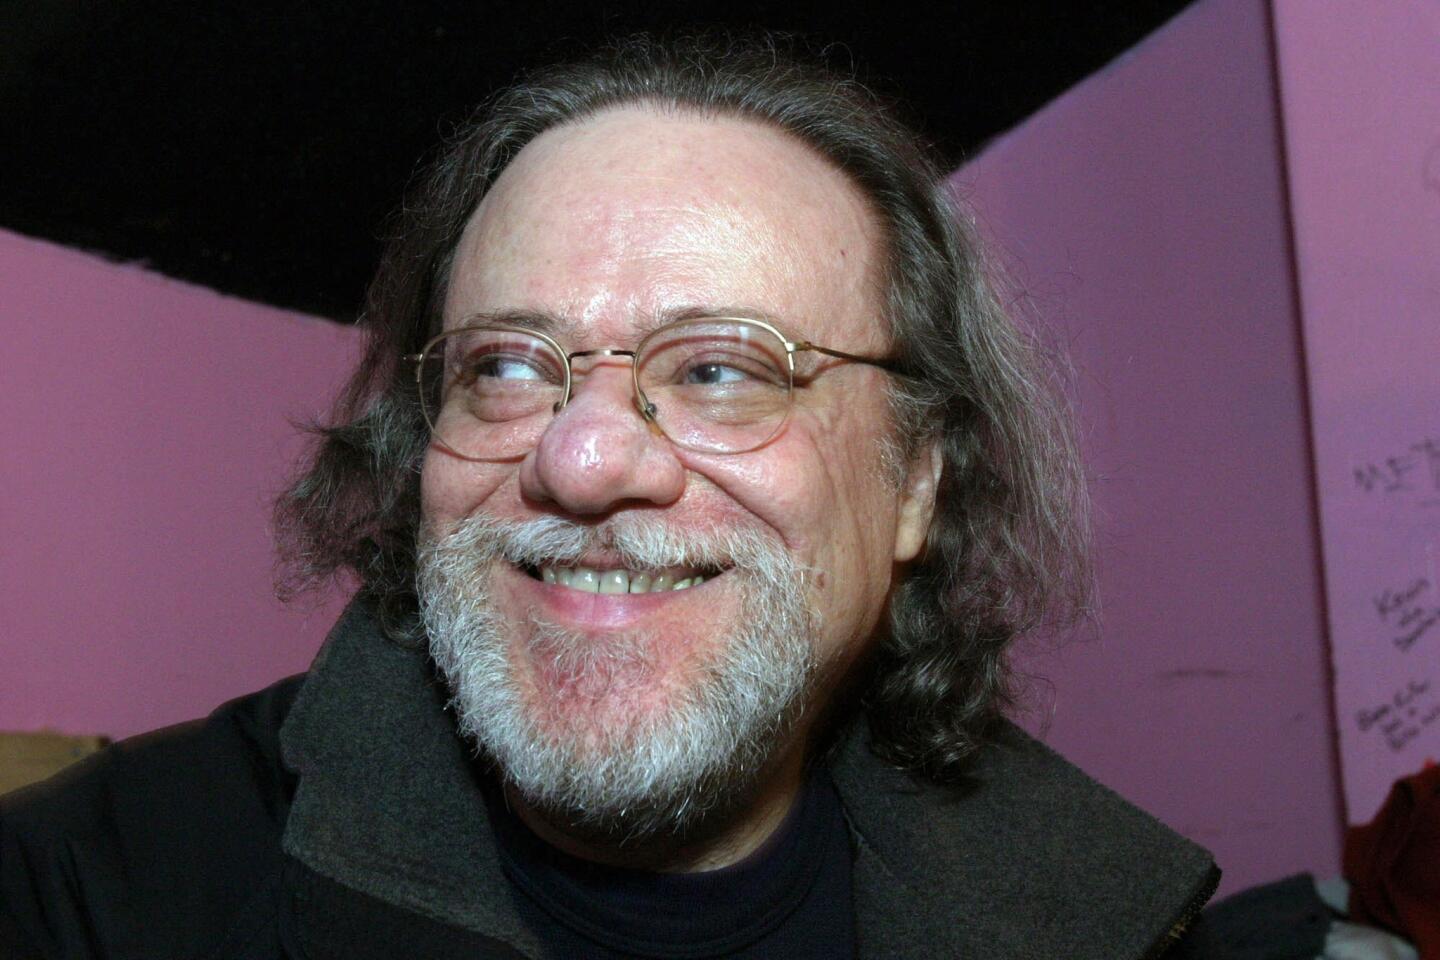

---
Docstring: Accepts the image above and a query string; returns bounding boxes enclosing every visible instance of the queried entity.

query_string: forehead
[443,108,886,348]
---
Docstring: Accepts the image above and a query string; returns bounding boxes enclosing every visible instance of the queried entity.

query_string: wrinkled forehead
[441,107,889,351]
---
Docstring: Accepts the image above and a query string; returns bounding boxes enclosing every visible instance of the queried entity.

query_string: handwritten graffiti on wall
[1354,437,1440,506]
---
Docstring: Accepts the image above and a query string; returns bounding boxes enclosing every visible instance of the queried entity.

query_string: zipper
[1143,861,1222,959]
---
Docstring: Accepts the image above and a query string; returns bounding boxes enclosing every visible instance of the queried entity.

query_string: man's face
[419,108,934,834]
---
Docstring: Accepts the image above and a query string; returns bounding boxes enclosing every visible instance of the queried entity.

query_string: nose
[518,364,686,514]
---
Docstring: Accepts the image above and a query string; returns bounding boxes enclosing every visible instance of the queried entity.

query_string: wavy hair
[274,33,1091,783]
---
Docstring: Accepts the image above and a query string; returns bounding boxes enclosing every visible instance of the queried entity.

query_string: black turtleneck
[487,770,857,959]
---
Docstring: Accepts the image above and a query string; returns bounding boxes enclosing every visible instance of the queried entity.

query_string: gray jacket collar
[280,601,1217,959]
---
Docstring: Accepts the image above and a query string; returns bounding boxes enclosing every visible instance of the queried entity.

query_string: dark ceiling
[0,1,1195,321]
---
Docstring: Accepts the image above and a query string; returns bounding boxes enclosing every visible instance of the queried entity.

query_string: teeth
[537,565,710,594]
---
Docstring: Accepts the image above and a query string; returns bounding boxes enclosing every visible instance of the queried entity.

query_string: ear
[894,439,942,564]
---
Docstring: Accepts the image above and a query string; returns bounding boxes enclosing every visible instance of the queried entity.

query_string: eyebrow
[660,304,785,330]
[449,309,581,341]
[451,304,793,346]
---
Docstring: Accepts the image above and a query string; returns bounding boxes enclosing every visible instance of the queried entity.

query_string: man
[2,35,1219,958]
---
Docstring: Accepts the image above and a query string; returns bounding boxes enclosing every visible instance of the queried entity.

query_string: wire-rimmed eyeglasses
[408,315,902,459]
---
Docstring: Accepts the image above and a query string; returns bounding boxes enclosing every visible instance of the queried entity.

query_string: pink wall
[1,229,357,740]
[1272,0,1440,823]
[958,0,1342,894]
[8,0,1398,897]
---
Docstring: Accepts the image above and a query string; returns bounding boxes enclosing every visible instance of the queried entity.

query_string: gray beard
[416,513,818,843]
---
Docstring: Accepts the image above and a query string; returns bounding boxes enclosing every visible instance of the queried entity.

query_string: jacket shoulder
[1,675,306,959]
[834,719,1219,959]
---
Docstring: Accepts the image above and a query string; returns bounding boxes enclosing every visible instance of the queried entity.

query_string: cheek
[691,409,898,607]
[419,450,514,531]
[794,412,902,617]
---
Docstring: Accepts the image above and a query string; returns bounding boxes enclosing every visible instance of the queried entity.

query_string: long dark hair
[275,33,1091,783]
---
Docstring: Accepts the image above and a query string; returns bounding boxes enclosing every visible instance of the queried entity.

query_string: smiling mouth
[524,563,724,595]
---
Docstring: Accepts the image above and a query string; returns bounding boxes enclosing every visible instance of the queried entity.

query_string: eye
[472,355,544,379]
[684,362,750,386]
[464,353,551,383]
[674,350,787,388]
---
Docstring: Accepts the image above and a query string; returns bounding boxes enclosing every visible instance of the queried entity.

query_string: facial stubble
[417,514,820,844]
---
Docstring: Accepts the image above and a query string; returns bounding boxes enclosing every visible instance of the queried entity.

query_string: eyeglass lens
[417,318,795,458]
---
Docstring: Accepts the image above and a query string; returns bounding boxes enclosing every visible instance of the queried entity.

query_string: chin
[509,620,700,751]
[415,511,821,840]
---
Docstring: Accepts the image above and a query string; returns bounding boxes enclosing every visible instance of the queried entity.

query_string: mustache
[421,513,805,580]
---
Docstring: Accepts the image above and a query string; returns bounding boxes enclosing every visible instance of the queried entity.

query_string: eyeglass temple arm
[792,342,909,376]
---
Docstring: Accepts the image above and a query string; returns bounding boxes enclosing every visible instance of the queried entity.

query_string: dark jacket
[2,602,1220,959]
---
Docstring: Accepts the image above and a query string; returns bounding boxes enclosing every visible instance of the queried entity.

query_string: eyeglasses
[408,315,901,459]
